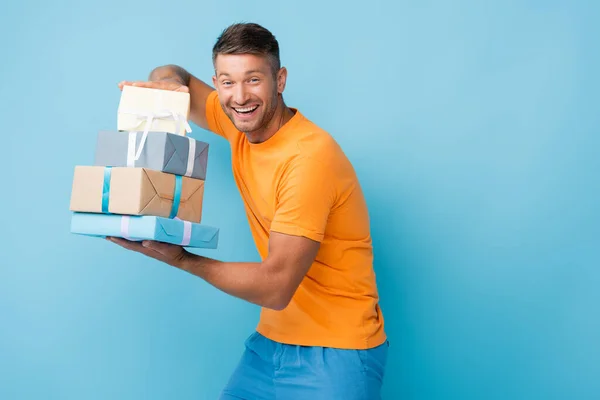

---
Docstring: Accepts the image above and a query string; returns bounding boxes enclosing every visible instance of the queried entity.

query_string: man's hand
[107,237,192,268]
[117,79,189,93]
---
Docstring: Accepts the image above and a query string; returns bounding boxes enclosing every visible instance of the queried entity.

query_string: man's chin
[232,119,262,134]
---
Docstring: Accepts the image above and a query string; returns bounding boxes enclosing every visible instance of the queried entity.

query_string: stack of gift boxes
[69,85,219,249]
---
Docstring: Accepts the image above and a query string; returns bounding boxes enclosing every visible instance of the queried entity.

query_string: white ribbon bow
[120,108,192,160]
[121,108,196,177]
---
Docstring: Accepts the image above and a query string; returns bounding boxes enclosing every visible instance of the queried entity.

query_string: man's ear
[212,75,217,88]
[277,67,288,94]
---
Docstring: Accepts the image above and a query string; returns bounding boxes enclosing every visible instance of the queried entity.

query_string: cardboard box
[94,130,209,180]
[69,166,204,222]
[117,86,191,135]
[71,212,219,249]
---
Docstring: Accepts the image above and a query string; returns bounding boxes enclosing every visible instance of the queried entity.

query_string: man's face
[213,54,284,134]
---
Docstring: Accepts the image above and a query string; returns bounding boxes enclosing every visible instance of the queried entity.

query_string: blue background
[2,1,599,399]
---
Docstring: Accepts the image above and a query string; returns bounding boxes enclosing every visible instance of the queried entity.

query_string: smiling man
[113,22,388,399]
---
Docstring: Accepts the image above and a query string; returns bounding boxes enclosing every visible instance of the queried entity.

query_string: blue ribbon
[101,167,112,213]
[169,175,182,218]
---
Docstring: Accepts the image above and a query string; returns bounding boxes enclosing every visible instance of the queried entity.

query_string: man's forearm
[178,254,289,311]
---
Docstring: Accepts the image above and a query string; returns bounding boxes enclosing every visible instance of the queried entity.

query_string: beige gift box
[117,86,191,135]
[69,166,204,223]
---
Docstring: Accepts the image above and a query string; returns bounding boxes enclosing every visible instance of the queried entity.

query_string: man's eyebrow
[217,70,266,77]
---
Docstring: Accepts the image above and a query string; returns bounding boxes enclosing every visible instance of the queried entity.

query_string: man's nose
[233,85,250,105]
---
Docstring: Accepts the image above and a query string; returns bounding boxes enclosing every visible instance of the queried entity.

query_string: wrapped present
[71,212,219,249]
[69,166,204,223]
[94,130,209,180]
[117,86,191,136]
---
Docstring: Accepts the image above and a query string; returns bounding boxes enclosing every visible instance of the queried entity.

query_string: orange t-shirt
[205,91,386,349]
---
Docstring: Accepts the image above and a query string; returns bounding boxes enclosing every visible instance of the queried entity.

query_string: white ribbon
[127,132,137,167]
[120,109,193,163]
[181,220,192,246]
[185,138,196,177]
[120,215,131,240]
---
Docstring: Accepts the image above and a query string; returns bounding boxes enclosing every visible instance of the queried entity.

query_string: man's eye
[250,78,259,83]
[222,81,232,86]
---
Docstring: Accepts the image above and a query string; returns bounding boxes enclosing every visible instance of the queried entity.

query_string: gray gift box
[94,130,209,180]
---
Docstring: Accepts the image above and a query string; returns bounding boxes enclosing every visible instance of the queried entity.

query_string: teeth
[234,105,258,113]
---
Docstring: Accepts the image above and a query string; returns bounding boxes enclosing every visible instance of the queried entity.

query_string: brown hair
[212,22,281,76]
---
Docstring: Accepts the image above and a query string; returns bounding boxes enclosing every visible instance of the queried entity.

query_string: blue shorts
[219,331,389,399]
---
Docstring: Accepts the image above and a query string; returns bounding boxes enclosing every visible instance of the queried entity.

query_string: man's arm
[108,231,320,311]
[118,64,215,131]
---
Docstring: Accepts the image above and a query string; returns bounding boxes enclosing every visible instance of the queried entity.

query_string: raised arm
[118,64,215,131]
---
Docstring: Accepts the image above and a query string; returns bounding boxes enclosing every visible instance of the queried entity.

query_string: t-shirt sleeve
[204,90,239,142]
[270,156,336,243]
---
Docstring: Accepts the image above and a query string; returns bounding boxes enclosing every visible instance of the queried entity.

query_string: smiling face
[212,53,287,141]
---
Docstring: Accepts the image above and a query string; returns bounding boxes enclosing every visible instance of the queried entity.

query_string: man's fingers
[143,240,185,258]
[117,81,131,90]
[106,237,184,266]
[107,236,145,251]
[117,80,188,92]
[117,80,155,89]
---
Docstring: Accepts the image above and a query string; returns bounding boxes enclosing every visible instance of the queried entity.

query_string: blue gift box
[70,212,219,249]
[94,130,210,180]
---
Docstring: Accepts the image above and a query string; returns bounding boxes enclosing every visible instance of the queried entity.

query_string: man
[112,22,388,399]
